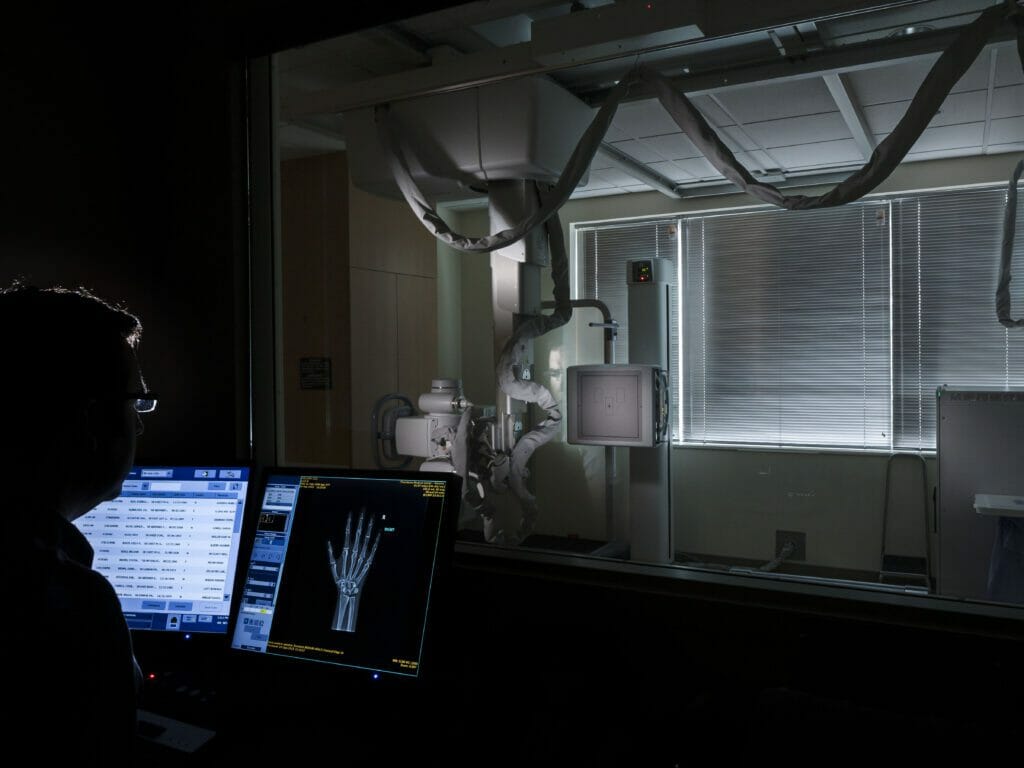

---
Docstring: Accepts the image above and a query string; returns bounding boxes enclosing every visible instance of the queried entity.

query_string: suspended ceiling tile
[647,160,695,181]
[859,101,905,134]
[640,132,701,160]
[745,111,850,149]
[670,156,722,181]
[862,89,988,133]
[717,125,758,152]
[689,94,735,127]
[606,138,666,164]
[930,89,988,126]
[745,149,778,170]
[769,138,864,169]
[603,123,631,143]
[844,53,989,107]
[597,167,646,187]
[846,59,934,105]
[994,44,1024,87]
[712,78,837,124]
[991,84,1024,120]
[987,115,1024,145]
[910,122,984,152]
[609,99,680,138]
[955,45,1001,91]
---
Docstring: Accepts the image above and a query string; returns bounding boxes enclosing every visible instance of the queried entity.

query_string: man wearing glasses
[2,284,156,759]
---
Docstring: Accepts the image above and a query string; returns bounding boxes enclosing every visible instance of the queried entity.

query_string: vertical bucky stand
[627,258,674,564]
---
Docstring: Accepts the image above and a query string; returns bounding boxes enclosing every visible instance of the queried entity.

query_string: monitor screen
[229,469,459,679]
[74,465,251,633]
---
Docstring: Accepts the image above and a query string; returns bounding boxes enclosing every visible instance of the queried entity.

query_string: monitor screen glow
[74,465,251,633]
[229,469,458,679]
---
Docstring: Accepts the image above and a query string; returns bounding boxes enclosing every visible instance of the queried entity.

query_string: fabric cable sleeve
[375,77,632,253]
[377,3,1017,244]
[485,183,573,544]
[644,1,1016,210]
[998,157,1024,327]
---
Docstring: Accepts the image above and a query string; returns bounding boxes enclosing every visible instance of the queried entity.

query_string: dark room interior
[6,3,1024,764]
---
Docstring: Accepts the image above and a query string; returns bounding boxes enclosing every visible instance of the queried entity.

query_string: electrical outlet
[775,530,806,562]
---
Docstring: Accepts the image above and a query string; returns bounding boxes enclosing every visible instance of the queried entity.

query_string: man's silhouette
[3,284,150,759]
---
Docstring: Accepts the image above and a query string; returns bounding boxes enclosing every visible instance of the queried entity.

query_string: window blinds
[576,184,1024,452]
[892,186,1024,450]
[683,202,891,449]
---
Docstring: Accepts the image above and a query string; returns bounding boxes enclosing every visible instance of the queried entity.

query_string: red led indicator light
[147,673,156,680]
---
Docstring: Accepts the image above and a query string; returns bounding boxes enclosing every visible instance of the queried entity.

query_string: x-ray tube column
[627,259,673,563]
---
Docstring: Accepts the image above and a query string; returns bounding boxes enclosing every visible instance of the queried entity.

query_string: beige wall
[439,152,1020,572]
[348,181,438,468]
[279,152,352,466]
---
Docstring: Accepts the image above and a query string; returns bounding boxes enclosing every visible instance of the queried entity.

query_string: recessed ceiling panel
[769,138,864,170]
[596,167,646,187]
[991,84,1024,120]
[745,112,850,149]
[603,123,631,143]
[670,157,722,181]
[994,45,1024,87]
[717,125,758,152]
[712,78,837,124]
[862,89,987,133]
[690,94,735,127]
[610,100,680,138]
[845,56,927,105]
[987,115,1024,145]
[646,160,691,181]
[640,132,701,160]
[904,122,984,153]
[606,138,667,164]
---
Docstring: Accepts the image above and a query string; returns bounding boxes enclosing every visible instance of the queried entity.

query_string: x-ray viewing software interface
[230,472,453,678]
[75,466,251,632]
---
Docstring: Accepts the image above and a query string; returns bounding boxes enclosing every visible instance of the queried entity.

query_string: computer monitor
[74,465,251,633]
[229,468,460,680]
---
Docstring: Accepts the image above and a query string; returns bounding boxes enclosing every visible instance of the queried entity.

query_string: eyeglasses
[126,393,158,414]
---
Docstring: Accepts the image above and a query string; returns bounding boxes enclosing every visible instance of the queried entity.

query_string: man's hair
[0,284,143,447]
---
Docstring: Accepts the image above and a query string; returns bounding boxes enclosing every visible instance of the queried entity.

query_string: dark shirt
[9,509,139,760]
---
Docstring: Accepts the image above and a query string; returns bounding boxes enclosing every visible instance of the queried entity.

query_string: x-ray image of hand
[327,510,381,633]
